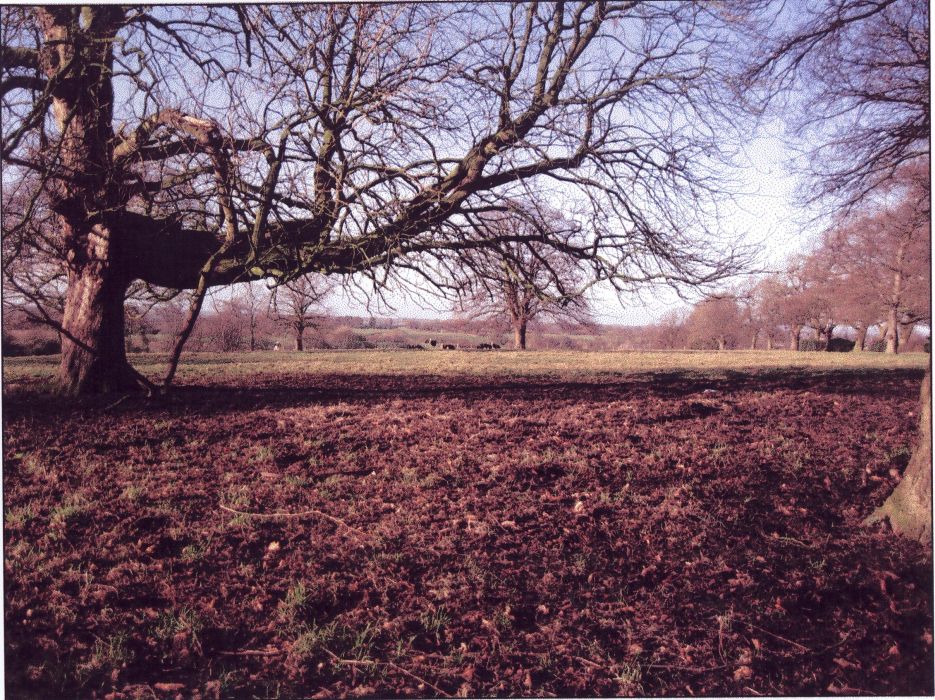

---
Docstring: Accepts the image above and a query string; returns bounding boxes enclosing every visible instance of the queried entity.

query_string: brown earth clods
[4,368,933,698]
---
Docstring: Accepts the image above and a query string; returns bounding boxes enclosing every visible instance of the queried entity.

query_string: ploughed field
[4,351,932,698]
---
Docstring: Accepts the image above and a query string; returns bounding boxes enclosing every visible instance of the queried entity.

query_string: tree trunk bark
[822,324,835,351]
[766,335,774,351]
[885,306,900,354]
[854,324,867,352]
[899,322,915,350]
[58,250,148,395]
[865,371,932,545]
[790,324,802,351]
[885,241,906,354]
[514,320,527,350]
[717,337,726,351]
[750,329,758,350]
[295,328,304,352]
[39,8,154,395]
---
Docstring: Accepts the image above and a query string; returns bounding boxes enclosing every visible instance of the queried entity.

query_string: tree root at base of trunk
[864,488,932,547]
[57,360,158,398]
[864,371,931,548]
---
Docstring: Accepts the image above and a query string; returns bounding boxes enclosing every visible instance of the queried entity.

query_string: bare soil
[4,367,932,698]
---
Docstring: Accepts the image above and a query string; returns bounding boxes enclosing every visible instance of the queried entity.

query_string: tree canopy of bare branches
[742,0,929,210]
[454,202,593,349]
[271,275,334,351]
[1,3,752,394]
[810,165,930,352]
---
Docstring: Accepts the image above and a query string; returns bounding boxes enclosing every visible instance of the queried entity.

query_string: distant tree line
[650,165,930,354]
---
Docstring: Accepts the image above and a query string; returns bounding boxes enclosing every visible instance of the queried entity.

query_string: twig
[573,655,604,669]
[219,503,369,539]
[574,653,729,677]
[103,394,131,411]
[817,632,851,654]
[217,648,284,657]
[324,649,451,697]
[737,619,811,652]
[645,661,734,673]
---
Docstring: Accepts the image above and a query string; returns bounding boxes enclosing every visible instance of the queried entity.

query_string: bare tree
[124,302,158,353]
[237,282,271,353]
[747,277,788,350]
[271,275,334,351]
[455,204,592,350]
[684,296,745,351]
[743,0,929,211]
[203,299,249,353]
[754,260,820,352]
[1,175,67,330]
[745,0,930,542]
[797,254,842,351]
[815,167,930,353]
[648,309,689,351]
[2,4,750,395]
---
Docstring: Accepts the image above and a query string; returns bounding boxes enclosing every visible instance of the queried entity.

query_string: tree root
[864,371,931,547]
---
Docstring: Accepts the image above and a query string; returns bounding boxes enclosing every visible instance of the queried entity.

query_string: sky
[324,119,807,326]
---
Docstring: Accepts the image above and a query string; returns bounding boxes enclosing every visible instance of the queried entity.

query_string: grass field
[3,348,928,391]
[3,350,932,697]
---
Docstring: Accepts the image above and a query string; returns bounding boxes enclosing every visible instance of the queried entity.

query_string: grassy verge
[3,349,928,391]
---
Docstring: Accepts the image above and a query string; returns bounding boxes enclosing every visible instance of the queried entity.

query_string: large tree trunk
[885,306,900,354]
[790,324,802,351]
[750,329,758,350]
[865,371,932,545]
[37,8,153,396]
[513,319,527,350]
[58,235,148,395]
[295,328,304,352]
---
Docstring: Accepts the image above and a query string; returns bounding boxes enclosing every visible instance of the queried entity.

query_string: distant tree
[235,282,271,352]
[144,296,189,353]
[651,309,689,350]
[212,305,247,353]
[684,297,745,351]
[818,167,930,353]
[271,276,334,351]
[756,260,820,352]
[124,302,158,352]
[749,277,791,350]
[796,254,841,351]
[731,281,766,349]
[811,242,882,353]
[189,296,249,353]
[455,206,593,350]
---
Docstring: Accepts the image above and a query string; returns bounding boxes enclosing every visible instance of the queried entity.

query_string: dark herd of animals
[424,339,501,350]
